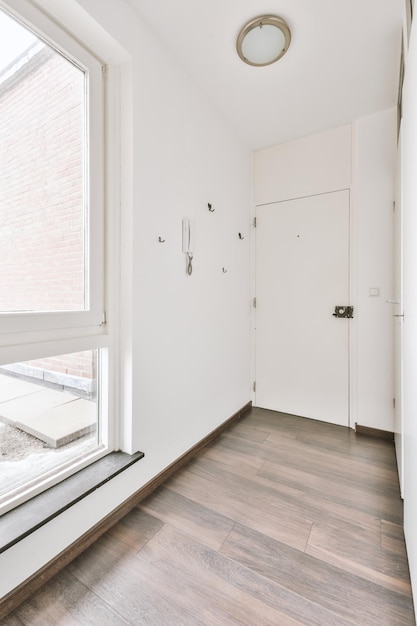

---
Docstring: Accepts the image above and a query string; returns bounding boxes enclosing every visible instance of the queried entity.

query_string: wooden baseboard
[0,401,252,620]
[355,423,394,441]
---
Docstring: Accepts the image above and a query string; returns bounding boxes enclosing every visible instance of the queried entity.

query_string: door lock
[333,306,354,319]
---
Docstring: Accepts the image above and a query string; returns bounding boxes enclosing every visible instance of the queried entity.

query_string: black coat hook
[222,267,227,273]
[208,203,214,212]
[238,232,244,240]
[158,237,166,243]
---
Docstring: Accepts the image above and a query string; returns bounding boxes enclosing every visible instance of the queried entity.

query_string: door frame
[394,126,405,498]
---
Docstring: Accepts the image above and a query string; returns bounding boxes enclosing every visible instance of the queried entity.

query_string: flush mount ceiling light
[236,15,291,67]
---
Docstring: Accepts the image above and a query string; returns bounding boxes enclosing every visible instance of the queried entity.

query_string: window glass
[0,9,87,313]
[0,350,100,505]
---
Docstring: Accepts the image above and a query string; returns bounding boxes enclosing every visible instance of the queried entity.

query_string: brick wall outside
[28,351,95,380]
[0,45,94,385]
[0,47,85,312]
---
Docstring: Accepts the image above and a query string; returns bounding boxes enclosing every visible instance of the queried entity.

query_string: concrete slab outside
[0,379,97,448]
[0,377,42,403]
[17,398,97,448]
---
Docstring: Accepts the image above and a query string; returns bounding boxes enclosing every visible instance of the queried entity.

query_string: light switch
[369,288,379,297]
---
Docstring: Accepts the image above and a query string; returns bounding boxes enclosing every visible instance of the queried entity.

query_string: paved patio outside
[0,373,98,499]
[0,373,96,447]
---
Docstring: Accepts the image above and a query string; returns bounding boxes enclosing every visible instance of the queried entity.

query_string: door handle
[386,299,400,304]
[394,314,404,318]
[332,306,354,318]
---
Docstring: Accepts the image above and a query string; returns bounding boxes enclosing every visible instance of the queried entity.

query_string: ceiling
[125,0,403,150]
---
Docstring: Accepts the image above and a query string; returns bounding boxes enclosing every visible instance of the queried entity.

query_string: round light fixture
[236,15,291,67]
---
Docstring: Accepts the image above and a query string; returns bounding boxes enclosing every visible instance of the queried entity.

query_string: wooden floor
[4,408,416,625]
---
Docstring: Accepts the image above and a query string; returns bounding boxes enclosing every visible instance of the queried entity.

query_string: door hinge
[393,397,396,409]
[101,312,107,326]
[253,297,257,308]
[253,381,256,392]
[253,217,257,228]
[393,201,396,211]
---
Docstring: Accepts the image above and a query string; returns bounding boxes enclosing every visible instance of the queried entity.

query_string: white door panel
[255,190,350,426]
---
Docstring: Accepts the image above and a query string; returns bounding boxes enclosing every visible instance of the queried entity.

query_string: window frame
[0,0,105,344]
[0,0,114,515]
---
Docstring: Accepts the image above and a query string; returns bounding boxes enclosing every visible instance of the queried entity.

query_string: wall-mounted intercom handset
[182,218,195,275]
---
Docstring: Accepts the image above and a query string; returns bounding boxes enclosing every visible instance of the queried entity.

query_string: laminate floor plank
[227,428,400,489]
[133,522,355,626]
[259,454,400,502]
[381,519,410,555]
[67,532,207,625]
[5,408,415,625]
[0,615,24,625]
[223,421,272,443]
[220,522,415,626]
[245,408,305,437]
[106,507,164,552]
[15,569,129,626]
[182,453,391,537]
[166,463,313,551]
[305,519,412,595]
[138,485,235,550]
[257,465,386,535]
[135,523,303,626]
[186,453,305,504]
[258,458,403,525]
[220,430,402,516]
[296,428,398,468]
[201,438,265,476]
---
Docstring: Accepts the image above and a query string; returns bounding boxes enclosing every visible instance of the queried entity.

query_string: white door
[255,190,350,426]
[392,131,404,498]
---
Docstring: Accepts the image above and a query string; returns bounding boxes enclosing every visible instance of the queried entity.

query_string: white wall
[402,11,417,609]
[0,0,251,598]
[253,124,352,205]
[353,109,397,430]
[130,42,251,458]
[253,112,396,431]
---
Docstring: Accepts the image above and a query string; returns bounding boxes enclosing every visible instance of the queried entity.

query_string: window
[0,350,99,506]
[0,1,110,513]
